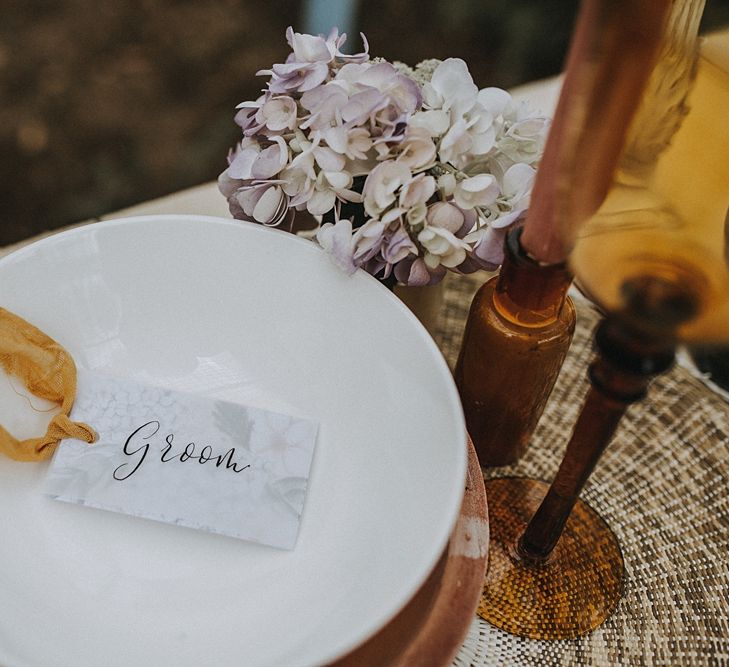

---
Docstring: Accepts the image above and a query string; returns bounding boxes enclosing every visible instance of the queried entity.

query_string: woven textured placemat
[435,273,729,667]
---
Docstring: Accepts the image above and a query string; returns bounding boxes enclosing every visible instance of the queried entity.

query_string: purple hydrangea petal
[227,148,258,180]
[471,225,507,268]
[317,219,357,274]
[286,27,333,63]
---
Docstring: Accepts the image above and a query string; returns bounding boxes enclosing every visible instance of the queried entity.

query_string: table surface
[4,75,728,666]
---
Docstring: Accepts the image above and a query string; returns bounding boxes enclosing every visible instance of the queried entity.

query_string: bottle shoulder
[472,279,576,337]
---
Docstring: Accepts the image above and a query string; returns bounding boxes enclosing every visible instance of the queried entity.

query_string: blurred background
[2,0,729,246]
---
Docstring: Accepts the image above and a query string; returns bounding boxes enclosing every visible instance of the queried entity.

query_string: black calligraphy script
[113,420,251,481]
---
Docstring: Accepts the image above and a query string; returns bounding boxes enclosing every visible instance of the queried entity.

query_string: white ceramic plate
[0,216,466,667]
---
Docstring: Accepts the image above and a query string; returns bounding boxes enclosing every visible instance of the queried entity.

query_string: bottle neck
[493,227,573,327]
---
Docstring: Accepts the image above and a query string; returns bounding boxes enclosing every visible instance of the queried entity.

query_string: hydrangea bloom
[220,27,550,285]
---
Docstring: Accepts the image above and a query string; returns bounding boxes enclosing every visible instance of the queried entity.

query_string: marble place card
[44,371,319,549]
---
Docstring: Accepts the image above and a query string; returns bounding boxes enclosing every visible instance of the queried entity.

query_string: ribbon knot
[0,307,97,462]
[48,414,97,444]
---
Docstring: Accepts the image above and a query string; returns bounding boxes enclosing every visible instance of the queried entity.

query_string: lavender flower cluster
[219,27,550,285]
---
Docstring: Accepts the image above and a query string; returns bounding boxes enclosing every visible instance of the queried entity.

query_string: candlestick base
[479,477,624,639]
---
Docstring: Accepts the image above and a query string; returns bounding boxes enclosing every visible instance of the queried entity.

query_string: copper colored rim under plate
[332,436,489,667]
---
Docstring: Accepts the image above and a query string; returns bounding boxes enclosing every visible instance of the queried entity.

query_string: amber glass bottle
[455,227,575,466]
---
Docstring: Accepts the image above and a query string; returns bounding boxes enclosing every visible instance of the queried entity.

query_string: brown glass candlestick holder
[480,312,676,639]
[476,0,713,642]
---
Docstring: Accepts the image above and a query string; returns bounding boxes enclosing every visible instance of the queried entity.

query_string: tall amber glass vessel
[572,26,729,343]
[455,227,575,466]
[477,2,712,641]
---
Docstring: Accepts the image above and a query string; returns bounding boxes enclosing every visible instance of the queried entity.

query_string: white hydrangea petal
[323,125,349,154]
[341,88,384,124]
[512,117,547,137]
[406,202,427,226]
[290,149,317,180]
[356,61,393,86]
[437,173,457,197]
[336,188,364,203]
[286,27,332,63]
[261,96,297,131]
[439,117,471,162]
[314,146,346,171]
[307,189,337,216]
[430,58,478,114]
[491,208,526,229]
[469,125,496,156]
[396,131,437,171]
[418,225,469,268]
[426,202,464,234]
[430,58,474,99]
[421,82,443,109]
[347,128,373,158]
[409,110,451,136]
[362,161,412,216]
[454,174,499,209]
[381,207,405,225]
[335,62,372,88]
[476,87,512,117]
[323,170,352,190]
[279,165,311,197]
[502,163,536,199]
[252,186,284,223]
[399,174,436,209]
[354,218,386,241]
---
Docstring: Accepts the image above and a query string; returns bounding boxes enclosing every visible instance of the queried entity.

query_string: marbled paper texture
[44,370,319,549]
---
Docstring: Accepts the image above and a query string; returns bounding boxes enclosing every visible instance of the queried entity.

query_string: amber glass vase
[455,227,575,466]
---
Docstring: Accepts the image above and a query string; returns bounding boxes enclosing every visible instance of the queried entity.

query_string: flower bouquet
[219,27,549,286]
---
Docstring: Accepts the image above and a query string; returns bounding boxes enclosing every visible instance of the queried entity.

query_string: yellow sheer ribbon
[0,308,96,461]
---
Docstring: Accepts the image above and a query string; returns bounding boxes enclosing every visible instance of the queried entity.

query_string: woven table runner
[434,273,729,666]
